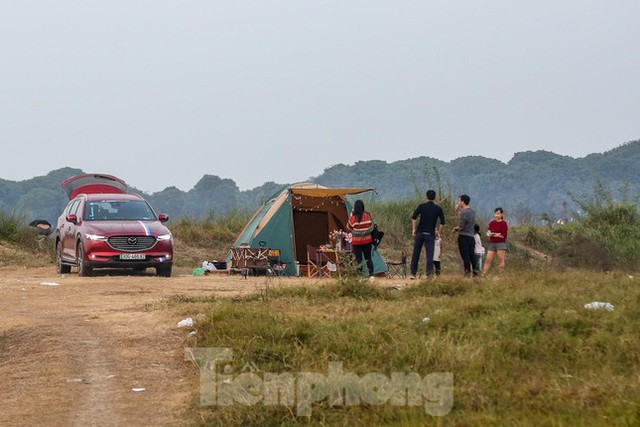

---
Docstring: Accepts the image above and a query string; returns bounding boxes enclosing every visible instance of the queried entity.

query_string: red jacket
[347,212,374,245]
[488,220,508,243]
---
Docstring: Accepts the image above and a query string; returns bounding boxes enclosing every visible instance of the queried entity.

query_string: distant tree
[1,141,639,222]
[15,188,65,225]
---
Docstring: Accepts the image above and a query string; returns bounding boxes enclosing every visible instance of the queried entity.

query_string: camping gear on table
[229,247,282,277]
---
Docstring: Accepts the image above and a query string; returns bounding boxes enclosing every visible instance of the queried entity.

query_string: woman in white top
[473,224,486,272]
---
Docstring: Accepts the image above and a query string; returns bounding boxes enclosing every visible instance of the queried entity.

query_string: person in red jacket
[346,200,375,278]
[483,207,508,275]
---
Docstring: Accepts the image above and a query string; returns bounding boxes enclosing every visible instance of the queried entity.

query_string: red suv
[55,174,174,277]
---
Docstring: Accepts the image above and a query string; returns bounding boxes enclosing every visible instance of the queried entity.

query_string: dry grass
[0,240,54,268]
[2,196,639,425]
[171,270,640,426]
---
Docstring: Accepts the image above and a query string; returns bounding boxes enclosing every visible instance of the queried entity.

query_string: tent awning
[290,188,374,197]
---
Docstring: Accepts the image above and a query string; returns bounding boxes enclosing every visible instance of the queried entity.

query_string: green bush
[0,212,55,265]
[338,277,385,300]
[172,209,251,248]
[0,211,23,244]
[561,182,640,269]
[511,181,640,271]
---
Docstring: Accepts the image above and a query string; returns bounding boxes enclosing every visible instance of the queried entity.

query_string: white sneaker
[409,275,416,280]
[368,276,375,282]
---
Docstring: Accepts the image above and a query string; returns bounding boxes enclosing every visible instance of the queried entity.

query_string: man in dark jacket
[410,190,445,279]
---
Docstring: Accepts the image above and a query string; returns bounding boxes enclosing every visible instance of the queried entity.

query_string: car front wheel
[156,264,172,277]
[77,243,93,277]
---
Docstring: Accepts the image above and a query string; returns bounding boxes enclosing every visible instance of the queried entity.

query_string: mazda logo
[128,237,138,245]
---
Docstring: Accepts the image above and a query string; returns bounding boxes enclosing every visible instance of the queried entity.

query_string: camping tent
[227,183,387,276]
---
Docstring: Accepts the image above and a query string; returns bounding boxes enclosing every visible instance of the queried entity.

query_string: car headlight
[157,234,172,241]
[85,233,108,241]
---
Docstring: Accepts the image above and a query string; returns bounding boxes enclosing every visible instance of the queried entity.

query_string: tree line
[1,140,638,226]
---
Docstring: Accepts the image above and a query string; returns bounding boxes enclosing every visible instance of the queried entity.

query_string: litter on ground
[41,282,61,286]
[177,318,195,328]
[202,261,217,272]
[584,302,614,311]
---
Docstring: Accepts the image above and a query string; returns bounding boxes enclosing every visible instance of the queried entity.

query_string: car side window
[63,201,73,217]
[69,200,81,218]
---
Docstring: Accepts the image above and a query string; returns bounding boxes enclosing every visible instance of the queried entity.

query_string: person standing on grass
[346,199,375,279]
[452,194,478,277]
[410,190,445,279]
[473,223,486,272]
[484,207,508,275]
[433,234,443,276]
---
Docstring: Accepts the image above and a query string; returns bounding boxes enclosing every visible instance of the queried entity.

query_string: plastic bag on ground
[177,317,194,327]
[584,302,614,311]
[202,261,217,272]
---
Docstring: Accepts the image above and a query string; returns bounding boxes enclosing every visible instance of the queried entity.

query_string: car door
[63,199,82,259]
[58,200,74,259]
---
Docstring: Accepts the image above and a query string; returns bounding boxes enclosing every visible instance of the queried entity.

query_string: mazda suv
[55,174,174,277]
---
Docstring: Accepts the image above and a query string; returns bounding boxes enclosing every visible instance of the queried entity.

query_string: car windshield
[84,200,156,221]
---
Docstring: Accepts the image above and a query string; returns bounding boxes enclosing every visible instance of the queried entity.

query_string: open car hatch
[61,173,128,200]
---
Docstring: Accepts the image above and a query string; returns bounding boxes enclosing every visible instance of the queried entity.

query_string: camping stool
[269,262,287,277]
[386,251,407,279]
[266,249,284,277]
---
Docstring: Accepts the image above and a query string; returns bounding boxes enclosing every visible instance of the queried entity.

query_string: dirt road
[0,266,307,427]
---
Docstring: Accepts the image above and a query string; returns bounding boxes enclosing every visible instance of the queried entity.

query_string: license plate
[120,253,146,260]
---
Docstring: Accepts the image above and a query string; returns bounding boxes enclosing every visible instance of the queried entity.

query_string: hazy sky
[1,1,638,193]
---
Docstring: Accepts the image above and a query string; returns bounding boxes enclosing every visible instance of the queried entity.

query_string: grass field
[173,270,640,426]
[2,192,639,425]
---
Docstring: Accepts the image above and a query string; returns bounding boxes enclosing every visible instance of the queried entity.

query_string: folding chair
[386,250,407,279]
[306,245,334,278]
[266,249,284,276]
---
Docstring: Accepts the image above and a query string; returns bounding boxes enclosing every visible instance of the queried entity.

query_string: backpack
[371,224,384,248]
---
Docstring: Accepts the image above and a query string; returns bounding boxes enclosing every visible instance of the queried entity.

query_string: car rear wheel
[56,241,71,274]
[77,243,93,277]
[156,264,172,277]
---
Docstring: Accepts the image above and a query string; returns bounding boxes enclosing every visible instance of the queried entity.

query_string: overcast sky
[1,1,638,193]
